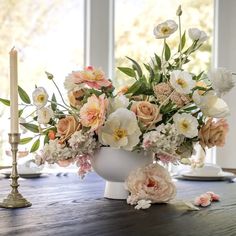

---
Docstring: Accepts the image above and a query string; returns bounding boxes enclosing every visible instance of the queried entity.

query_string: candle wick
[10,46,15,53]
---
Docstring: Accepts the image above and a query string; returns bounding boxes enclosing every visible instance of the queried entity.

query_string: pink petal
[206,191,220,201]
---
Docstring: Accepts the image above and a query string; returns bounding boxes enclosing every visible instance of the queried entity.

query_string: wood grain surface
[0,173,236,236]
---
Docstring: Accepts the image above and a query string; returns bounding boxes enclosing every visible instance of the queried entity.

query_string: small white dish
[0,168,42,178]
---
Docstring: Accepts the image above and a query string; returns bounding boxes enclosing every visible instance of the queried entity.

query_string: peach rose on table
[80,94,108,131]
[199,118,229,148]
[125,163,176,205]
[57,116,81,143]
[67,66,112,89]
[131,101,162,127]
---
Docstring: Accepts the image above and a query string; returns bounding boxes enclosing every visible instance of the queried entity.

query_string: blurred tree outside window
[0,0,84,165]
[114,0,213,89]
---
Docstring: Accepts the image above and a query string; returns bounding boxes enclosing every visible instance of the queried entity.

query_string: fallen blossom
[206,191,220,201]
[134,200,152,210]
[194,193,211,207]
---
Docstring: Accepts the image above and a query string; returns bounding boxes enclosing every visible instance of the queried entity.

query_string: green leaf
[18,86,31,104]
[20,123,39,133]
[193,71,205,81]
[18,109,24,117]
[44,134,49,145]
[19,137,33,145]
[117,67,136,77]
[45,71,54,80]
[126,56,143,78]
[125,80,142,95]
[178,31,186,51]
[154,53,162,68]
[0,98,10,106]
[51,93,57,111]
[183,106,198,112]
[164,42,171,61]
[30,139,40,153]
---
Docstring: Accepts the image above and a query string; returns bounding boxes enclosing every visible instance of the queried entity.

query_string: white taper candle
[9,47,19,133]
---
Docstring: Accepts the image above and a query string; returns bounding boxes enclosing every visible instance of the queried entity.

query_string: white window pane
[115,0,213,89]
[0,0,84,164]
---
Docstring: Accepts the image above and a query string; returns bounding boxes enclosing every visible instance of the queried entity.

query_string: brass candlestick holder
[0,133,32,208]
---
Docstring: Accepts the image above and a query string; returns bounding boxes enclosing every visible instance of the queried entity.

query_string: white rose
[193,91,230,118]
[32,87,49,108]
[188,28,208,43]
[37,107,54,124]
[208,68,234,96]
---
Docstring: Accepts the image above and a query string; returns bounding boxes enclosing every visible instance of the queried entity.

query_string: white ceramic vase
[90,147,153,200]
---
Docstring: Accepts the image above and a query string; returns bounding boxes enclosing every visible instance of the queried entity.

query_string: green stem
[52,79,71,109]
[178,15,182,69]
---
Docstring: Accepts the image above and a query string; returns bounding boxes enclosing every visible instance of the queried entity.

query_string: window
[0,0,84,164]
[115,0,214,89]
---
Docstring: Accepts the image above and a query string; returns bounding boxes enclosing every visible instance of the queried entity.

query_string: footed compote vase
[90,147,153,200]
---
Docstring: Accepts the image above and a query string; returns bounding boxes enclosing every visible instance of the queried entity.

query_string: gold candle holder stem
[0,133,31,208]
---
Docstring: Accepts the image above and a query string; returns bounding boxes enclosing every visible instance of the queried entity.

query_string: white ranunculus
[98,108,141,151]
[173,113,198,138]
[153,20,178,39]
[108,95,130,114]
[208,68,234,96]
[32,87,49,108]
[192,90,230,118]
[170,70,195,94]
[188,28,208,43]
[37,107,54,124]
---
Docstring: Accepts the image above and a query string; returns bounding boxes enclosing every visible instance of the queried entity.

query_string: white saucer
[179,171,234,181]
[0,168,42,178]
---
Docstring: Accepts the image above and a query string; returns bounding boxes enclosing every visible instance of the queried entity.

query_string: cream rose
[126,163,176,205]
[57,116,81,143]
[131,101,162,127]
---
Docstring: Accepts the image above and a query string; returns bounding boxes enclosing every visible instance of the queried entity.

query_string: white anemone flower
[98,108,141,151]
[32,87,49,108]
[173,113,198,138]
[153,20,178,39]
[108,95,130,114]
[192,91,230,118]
[188,28,208,43]
[37,107,54,124]
[170,70,195,94]
[208,68,234,96]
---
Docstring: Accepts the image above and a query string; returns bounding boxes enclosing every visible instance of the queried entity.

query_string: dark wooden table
[0,172,236,236]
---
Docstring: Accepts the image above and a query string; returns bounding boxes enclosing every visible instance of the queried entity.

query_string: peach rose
[57,116,81,143]
[131,101,162,127]
[68,89,85,108]
[199,118,229,148]
[125,163,176,205]
[80,94,107,131]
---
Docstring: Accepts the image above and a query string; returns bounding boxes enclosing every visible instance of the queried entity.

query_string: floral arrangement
[1,6,234,207]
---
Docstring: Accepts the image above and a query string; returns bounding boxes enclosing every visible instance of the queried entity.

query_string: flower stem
[178,15,182,69]
[51,79,71,109]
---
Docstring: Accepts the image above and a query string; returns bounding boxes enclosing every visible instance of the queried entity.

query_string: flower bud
[176,5,182,16]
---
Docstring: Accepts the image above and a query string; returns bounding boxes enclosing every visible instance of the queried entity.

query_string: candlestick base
[0,133,32,209]
[0,192,32,208]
